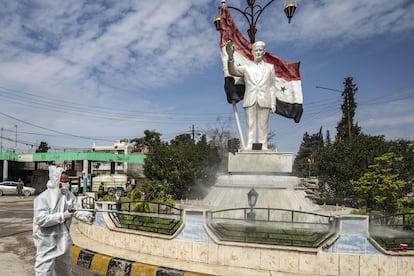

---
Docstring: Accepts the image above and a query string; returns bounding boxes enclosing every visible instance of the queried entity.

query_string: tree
[355,152,406,215]
[293,128,324,177]
[336,76,361,140]
[386,140,414,192]
[267,130,277,150]
[36,141,49,153]
[325,130,331,147]
[130,130,162,153]
[315,134,388,206]
[143,133,220,200]
[206,115,235,157]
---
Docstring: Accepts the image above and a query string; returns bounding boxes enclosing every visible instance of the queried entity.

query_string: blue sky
[0,0,413,154]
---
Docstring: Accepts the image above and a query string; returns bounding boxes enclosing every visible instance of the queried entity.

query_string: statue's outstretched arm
[226,41,243,77]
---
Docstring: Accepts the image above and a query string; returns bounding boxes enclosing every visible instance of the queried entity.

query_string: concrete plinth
[228,151,293,173]
[202,174,320,211]
[203,151,319,211]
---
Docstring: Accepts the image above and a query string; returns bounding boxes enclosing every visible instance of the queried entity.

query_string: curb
[72,245,216,276]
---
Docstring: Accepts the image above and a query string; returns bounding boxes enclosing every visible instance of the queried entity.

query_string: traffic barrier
[72,245,215,276]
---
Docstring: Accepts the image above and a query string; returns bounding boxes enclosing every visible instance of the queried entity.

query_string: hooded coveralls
[33,166,92,276]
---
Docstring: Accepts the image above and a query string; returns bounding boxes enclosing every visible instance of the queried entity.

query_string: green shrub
[131,201,151,213]
[129,189,142,201]
[350,208,367,215]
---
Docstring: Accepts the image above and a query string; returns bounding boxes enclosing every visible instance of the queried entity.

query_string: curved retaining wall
[74,220,414,276]
[72,244,212,276]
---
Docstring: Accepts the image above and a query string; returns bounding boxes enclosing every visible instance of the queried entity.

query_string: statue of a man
[226,40,276,150]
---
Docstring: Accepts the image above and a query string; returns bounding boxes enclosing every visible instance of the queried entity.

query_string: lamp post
[307,155,314,178]
[214,0,297,44]
[247,188,258,221]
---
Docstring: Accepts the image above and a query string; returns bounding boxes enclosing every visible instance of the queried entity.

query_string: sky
[0,0,413,155]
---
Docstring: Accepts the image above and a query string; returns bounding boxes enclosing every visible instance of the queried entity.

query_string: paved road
[0,195,98,275]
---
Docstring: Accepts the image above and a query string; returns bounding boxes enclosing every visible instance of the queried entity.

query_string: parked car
[0,181,36,196]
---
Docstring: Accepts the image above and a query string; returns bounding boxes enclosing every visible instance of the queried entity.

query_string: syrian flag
[219,5,303,123]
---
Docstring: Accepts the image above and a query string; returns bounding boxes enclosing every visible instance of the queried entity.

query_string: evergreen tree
[130,130,162,153]
[325,130,331,147]
[36,141,49,153]
[336,76,361,140]
[293,128,324,177]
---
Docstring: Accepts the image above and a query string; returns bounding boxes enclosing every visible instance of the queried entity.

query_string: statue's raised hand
[225,40,234,57]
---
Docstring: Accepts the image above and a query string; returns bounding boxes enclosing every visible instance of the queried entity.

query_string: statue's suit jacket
[231,61,276,109]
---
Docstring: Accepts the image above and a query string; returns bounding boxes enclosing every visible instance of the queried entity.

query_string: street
[0,195,98,275]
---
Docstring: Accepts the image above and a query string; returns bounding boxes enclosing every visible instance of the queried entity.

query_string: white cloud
[0,0,412,151]
[259,0,414,49]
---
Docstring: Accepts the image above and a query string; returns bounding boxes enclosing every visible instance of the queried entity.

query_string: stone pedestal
[228,151,293,173]
[202,150,320,212]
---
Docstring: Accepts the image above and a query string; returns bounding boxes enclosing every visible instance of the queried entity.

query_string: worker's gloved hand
[86,215,95,224]
[63,210,73,220]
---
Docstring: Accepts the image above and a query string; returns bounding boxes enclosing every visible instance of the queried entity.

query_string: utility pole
[192,124,195,141]
[15,125,17,152]
[345,90,351,138]
[1,128,3,152]
[316,86,352,138]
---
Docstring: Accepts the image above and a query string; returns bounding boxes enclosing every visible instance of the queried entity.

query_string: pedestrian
[17,178,24,197]
[98,182,105,199]
[32,165,94,276]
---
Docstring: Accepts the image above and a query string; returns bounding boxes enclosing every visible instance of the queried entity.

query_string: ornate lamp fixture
[284,1,297,24]
[214,6,221,31]
[246,0,256,6]
[247,188,259,209]
[214,0,298,43]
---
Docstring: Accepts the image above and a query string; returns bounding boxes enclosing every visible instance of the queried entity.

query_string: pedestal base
[228,151,293,173]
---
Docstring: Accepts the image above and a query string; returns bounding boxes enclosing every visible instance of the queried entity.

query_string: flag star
[280,86,287,93]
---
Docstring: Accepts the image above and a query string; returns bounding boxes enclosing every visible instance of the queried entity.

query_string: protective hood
[46,165,65,189]
[46,165,66,210]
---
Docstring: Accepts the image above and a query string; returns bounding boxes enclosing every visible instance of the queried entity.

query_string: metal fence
[107,200,183,235]
[205,207,337,247]
[81,196,95,209]
[207,207,334,227]
[369,212,414,251]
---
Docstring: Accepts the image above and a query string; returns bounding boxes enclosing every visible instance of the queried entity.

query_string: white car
[0,181,36,196]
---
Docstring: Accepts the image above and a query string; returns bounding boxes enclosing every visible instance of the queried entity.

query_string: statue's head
[253,41,266,49]
[252,41,266,62]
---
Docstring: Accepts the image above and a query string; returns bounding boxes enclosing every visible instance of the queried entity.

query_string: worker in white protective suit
[33,165,94,276]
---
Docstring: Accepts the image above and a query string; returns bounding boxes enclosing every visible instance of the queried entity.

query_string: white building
[91,141,133,175]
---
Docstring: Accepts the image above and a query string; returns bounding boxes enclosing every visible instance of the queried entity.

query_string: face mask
[60,182,70,194]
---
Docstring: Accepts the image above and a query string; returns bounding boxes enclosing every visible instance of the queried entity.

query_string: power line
[0,85,229,122]
[0,111,113,142]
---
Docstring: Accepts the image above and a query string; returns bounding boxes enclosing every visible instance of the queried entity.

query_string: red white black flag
[219,5,303,123]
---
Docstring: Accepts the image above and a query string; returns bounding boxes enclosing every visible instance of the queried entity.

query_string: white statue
[226,40,276,150]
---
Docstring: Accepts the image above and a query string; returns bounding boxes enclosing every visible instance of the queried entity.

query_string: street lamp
[248,187,259,208]
[247,188,258,222]
[214,0,297,43]
[307,156,314,178]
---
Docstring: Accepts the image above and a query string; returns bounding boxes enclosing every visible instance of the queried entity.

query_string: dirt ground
[0,195,97,275]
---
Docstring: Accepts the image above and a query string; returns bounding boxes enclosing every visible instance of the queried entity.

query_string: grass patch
[369,225,414,251]
[370,235,414,251]
[369,220,414,251]
[118,214,182,235]
[209,223,330,248]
